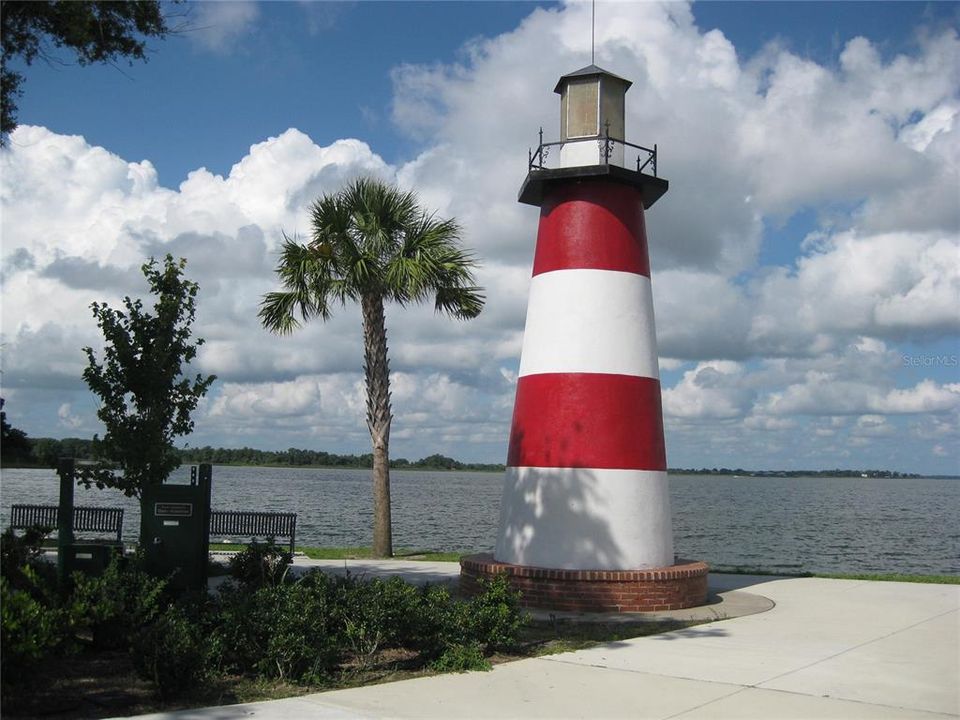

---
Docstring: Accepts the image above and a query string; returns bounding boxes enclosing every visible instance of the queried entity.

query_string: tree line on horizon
[6,435,505,473]
[7,433,934,478]
[670,467,924,479]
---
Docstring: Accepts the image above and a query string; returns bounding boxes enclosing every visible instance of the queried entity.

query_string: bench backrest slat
[209,510,296,555]
[9,505,297,555]
[9,504,124,543]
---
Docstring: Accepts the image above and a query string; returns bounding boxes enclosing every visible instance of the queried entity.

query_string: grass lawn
[709,565,959,584]
[209,546,960,584]
[208,543,464,562]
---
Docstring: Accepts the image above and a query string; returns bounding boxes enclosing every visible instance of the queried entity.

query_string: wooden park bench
[9,504,125,543]
[208,510,297,557]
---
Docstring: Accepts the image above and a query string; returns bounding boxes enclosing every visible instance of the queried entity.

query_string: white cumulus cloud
[2,1,958,473]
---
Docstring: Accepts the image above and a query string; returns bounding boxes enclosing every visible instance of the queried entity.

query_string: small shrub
[212,569,526,687]
[335,580,384,669]
[0,526,56,600]
[228,539,291,589]
[131,602,219,700]
[70,554,169,649]
[405,584,456,659]
[215,581,274,674]
[0,528,72,697]
[366,576,420,647]
[334,576,421,666]
[463,573,525,652]
[217,572,342,684]
[0,576,71,693]
[430,642,491,672]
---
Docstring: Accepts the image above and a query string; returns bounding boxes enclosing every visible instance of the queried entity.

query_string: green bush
[3,536,528,703]
[1,526,56,600]
[332,575,421,665]
[131,601,220,700]
[338,581,386,669]
[463,573,525,652]
[214,570,512,683]
[0,576,71,692]
[430,642,491,672]
[213,581,263,673]
[401,583,456,659]
[217,572,343,684]
[0,528,72,695]
[228,538,291,589]
[70,554,169,649]
[358,575,420,648]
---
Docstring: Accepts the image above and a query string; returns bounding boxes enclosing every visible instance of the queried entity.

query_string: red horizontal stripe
[532,181,650,277]
[507,373,666,471]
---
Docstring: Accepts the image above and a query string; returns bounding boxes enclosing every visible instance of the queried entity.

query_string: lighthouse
[461,65,708,612]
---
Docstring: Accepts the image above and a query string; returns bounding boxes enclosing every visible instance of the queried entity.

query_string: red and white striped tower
[462,66,707,612]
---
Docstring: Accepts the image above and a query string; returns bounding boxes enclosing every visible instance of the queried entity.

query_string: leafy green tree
[82,255,215,506]
[1,0,169,141]
[418,453,462,470]
[0,399,32,464]
[259,178,484,557]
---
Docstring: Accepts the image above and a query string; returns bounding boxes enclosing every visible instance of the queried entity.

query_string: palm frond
[259,290,306,334]
[434,284,486,320]
[260,233,336,333]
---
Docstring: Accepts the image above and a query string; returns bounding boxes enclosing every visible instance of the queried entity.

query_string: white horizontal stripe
[494,466,673,570]
[518,269,660,379]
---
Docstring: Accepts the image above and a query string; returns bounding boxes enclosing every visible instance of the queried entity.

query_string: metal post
[198,463,212,587]
[56,457,76,586]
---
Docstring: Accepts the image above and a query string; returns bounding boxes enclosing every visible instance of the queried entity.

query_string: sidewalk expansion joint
[756,605,959,690]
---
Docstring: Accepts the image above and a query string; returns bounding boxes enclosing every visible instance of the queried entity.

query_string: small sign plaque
[155,502,193,518]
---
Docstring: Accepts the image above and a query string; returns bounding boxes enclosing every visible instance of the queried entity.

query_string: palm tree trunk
[361,293,393,558]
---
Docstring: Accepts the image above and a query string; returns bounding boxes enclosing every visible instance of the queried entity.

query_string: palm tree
[259,177,485,558]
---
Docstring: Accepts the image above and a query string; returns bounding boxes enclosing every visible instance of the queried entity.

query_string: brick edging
[460,553,709,613]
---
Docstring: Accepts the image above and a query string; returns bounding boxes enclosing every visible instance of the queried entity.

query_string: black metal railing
[528,123,657,176]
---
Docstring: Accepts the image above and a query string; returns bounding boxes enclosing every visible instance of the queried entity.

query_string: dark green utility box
[141,464,212,591]
[60,542,123,577]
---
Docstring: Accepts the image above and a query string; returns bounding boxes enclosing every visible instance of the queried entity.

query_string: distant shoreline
[11,437,954,478]
[2,461,956,480]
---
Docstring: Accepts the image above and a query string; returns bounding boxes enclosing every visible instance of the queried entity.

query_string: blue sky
[2,1,958,474]
[13,2,956,184]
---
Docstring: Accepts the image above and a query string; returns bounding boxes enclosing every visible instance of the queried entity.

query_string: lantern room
[520,63,667,209]
[556,64,631,167]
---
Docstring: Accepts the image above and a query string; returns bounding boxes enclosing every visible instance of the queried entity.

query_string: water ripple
[1,468,957,575]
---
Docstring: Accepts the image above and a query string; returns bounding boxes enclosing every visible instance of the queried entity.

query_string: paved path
[130,562,959,720]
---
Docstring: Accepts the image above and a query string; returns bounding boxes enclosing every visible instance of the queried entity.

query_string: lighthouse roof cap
[553,64,632,94]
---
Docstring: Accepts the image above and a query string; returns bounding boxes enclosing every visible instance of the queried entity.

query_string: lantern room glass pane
[566,78,599,138]
[600,79,625,140]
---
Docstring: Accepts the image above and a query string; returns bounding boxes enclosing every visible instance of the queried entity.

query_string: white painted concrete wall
[495,467,674,570]
[518,270,659,379]
[558,139,625,168]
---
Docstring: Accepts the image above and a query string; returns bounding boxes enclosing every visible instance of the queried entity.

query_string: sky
[1,1,958,475]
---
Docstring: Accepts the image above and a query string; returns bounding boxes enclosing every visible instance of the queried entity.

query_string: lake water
[1,466,957,576]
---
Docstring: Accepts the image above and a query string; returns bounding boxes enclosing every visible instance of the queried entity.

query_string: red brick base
[460,554,709,613]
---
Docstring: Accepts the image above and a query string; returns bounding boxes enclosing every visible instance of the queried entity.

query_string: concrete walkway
[130,561,959,720]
